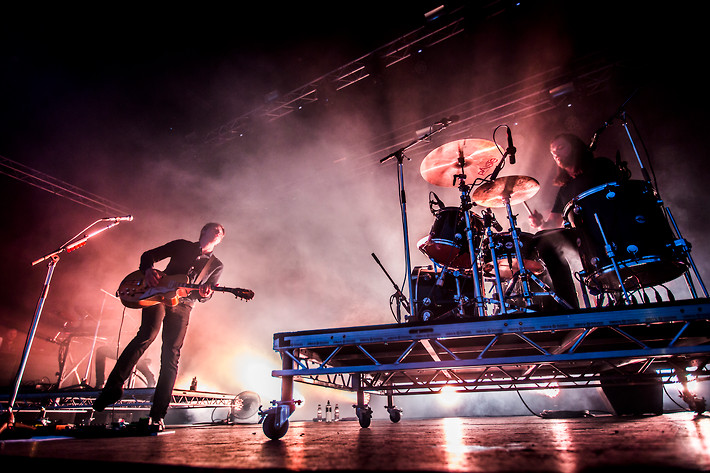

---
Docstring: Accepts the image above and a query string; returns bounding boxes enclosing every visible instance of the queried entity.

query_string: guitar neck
[181,283,226,292]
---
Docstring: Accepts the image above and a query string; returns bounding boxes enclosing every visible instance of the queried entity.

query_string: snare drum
[418,207,484,269]
[563,180,687,291]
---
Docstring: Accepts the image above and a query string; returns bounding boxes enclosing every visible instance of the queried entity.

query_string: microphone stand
[380,122,451,322]
[7,219,125,412]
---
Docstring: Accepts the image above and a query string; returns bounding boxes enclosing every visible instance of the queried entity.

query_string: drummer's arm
[529,210,564,230]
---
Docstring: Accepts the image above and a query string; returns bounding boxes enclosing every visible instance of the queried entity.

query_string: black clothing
[534,157,621,310]
[99,239,223,419]
[95,345,155,388]
[140,239,223,306]
[551,157,622,215]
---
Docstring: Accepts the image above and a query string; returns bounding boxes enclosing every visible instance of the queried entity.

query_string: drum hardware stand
[592,213,632,304]
[500,196,534,308]
[601,105,706,300]
[6,219,126,413]
[450,269,471,318]
[664,207,708,298]
[504,267,574,311]
[495,197,575,312]
[380,121,453,322]
[372,252,411,322]
[482,209,507,314]
[56,333,96,390]
[453,157,487,318]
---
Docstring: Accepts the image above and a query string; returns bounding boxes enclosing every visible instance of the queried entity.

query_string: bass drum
[418,207,484,270]
[563,180,687,291]
[411,266,477,322]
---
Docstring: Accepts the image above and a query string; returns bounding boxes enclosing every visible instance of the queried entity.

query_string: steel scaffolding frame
[258,298,710,438]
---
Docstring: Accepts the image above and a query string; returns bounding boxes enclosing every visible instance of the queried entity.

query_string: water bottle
[325,400,332,422]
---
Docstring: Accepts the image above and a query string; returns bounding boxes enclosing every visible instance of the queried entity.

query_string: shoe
[92,385,123,412]
[149,417,165,432]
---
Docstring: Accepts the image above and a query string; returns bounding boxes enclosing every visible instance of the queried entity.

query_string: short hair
[200,222,225,238]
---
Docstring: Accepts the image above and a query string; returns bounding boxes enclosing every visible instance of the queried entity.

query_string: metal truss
[202,6,468,146]
[3,388,245,413]
[1,154,130,215]
[272,299,710,396]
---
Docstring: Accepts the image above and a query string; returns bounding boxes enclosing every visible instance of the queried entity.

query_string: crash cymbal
[420,139,500,187]
[471,175,540,208]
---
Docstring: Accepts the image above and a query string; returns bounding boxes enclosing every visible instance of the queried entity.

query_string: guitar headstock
[230,288,254,301]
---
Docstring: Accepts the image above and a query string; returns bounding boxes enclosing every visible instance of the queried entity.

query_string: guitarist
[93,222,225,431]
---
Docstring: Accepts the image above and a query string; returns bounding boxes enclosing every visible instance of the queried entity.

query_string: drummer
[529,133,624,309]
[529,133,623,229]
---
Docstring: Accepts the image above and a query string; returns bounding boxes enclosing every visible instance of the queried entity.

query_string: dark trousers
[532,229,580,310]
[95,345,155,388]
[104,302,191,419]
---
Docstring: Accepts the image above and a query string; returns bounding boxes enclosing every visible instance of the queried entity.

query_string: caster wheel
[357,408,372,428]
[263,413,289,440]
[389,410,401,423]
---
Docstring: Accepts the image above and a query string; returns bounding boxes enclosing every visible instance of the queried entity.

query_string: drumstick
[522,201,534,216]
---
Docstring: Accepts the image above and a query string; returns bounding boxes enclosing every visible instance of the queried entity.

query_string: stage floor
[2,412,710,472]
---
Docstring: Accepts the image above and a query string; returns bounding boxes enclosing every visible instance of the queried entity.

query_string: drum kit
[411,135,570,321]
[381,125,707,323]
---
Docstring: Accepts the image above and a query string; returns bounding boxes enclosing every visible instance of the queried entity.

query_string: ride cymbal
[420,139,500,187]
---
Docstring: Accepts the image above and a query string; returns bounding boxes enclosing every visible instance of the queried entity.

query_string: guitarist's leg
[149,302,191,422]
[103,305,164,390]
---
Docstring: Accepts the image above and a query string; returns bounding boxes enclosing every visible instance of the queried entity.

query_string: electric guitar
[117,270,254,309]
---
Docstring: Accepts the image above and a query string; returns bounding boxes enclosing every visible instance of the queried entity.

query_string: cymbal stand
[6,219,125,412]
[481,209,507,314]
[500,198,575,310]
[499,195,535,308]
[453,159,487,318]
[665,208,708,298]
[602,104,706,298]
[621,114,707,298]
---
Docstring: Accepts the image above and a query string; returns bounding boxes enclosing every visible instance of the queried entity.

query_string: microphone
[506,127,516,165]
[103,215,134,222]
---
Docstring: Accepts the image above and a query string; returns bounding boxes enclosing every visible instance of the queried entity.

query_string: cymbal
[420,139,500,187]
[471,175,540,208]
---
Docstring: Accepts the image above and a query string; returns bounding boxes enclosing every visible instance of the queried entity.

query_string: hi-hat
[472,175,540,207]
[420,139,500,187]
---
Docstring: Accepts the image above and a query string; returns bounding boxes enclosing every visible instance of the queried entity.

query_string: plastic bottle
[316,403,323,421]
[325,400,332,422]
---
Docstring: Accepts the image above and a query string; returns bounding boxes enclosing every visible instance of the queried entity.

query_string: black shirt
[551,157,622,215]
[139,239,224,304]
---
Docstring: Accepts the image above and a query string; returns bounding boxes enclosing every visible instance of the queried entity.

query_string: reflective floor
[2,412,710,472]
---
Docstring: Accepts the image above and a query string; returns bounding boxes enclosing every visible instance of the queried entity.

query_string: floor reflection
[548,420,577,473]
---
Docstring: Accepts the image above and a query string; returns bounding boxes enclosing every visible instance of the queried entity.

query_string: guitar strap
[193,254,218,285]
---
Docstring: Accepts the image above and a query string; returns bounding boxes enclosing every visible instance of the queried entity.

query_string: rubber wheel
[389,410,401,423]
[357,410,372,428]
[263,413,289,440]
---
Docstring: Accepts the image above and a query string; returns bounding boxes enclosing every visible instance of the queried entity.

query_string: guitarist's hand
[145,268,162,287]
[198,283,213,298]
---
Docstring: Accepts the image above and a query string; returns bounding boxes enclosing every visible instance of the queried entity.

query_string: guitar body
[117,270,254,309]
[117,270,191,308]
